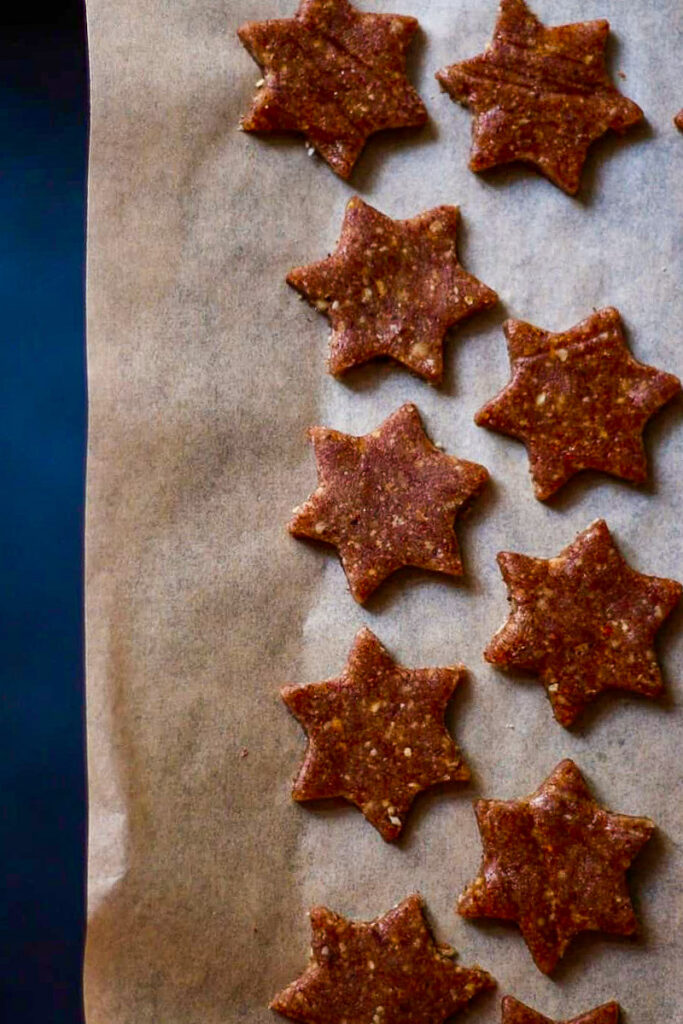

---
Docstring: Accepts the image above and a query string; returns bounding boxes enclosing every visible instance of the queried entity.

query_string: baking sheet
[83,1,683,1020]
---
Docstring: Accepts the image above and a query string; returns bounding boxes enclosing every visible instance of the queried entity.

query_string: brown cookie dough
[237,0,427,179]
[502,997,620,1024]
[485,520,682,727]
[475,308,680,500]
[271,894,495,1024]
[458,759,654,974]
[289,403,489,603]
[282,627,470,840]
[287,198,498,384]
[675,110,683,131]
[436,0,643,195]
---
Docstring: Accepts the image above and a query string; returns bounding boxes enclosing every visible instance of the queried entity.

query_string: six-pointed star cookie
[475,308,680,500]
[237,0,427,179]
[458,759,654,974]
[435,0,643,194]
[502,997,620,1024]
[287,198,498,383]
[271,894,495,1024]
[289,403,489,603]
[485,519,682,727]
[282,627,470,840]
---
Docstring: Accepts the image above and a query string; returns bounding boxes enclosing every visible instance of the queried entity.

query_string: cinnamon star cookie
[475,308,680,500]
[289,403,489,603]
[282,627,469,840]
[287,198,497,383]
[458,759,654,974]
[436,0,643,194]
[238,0,427,179]
[271,894,494,1024]
[502,997,620,1024]
[485,519,682,727]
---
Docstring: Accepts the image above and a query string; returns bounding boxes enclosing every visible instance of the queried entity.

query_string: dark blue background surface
[0,4,88,1020]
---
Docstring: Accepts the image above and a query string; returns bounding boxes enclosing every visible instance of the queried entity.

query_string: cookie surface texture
[271,894,494,1024]
[475,307,680,499]
[436,0,643,194]
[287,198,498,383]
[238,0,427,178]
[282,627,469,840]
[458,759,654,974]
[289,403,489,603]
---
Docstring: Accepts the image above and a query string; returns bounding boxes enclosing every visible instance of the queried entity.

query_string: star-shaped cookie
[485,519,681,727]
[271,894,495,1024]
[282,627,470,841]
[502,997,620,1024]
[458,759,654,974]
[287,198,498,383]
[237,0,427,179]
[289,403,489,603]
[435,0,643,194]
[475,307,680,500]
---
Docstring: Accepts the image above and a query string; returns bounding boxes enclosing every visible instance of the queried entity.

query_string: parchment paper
[83,2,683,1021]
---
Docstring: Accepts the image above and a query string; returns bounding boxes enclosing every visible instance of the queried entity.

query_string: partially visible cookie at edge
[502,995,620,1024]
[237,0,427,179]
[271,894,495,1024]
[436,0,643,195]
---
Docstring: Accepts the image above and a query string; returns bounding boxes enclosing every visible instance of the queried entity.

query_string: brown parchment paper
[83,1,683,1021]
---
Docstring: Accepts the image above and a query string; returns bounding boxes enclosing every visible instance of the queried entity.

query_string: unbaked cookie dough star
[287,198,498,383]
[282,627,470,841]
[237,0,427,179]
[289,403,489,603]
[485,519,681,727]
[271,894,494,1024]
[436,0,643,194]
[475,308,680,500]
[458,759,654,974]
[502,996,620,1024]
